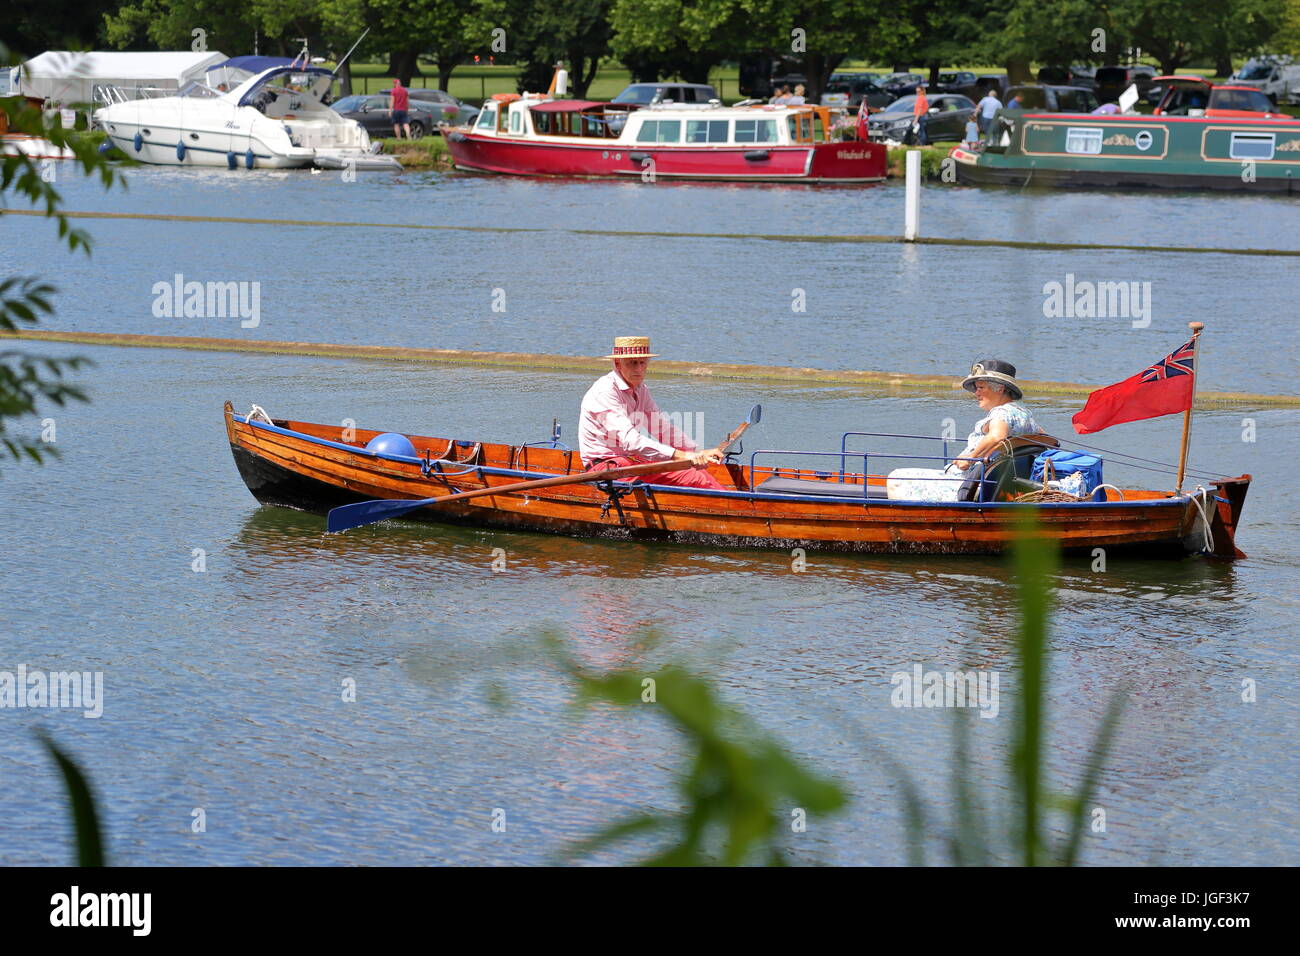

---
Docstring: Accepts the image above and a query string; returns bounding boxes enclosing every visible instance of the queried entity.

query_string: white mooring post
[904,149,921,241]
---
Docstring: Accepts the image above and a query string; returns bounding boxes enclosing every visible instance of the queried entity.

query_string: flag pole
[1174,321,1205,492]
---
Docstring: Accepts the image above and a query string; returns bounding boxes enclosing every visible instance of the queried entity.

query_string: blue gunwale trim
[234,415,1187,510]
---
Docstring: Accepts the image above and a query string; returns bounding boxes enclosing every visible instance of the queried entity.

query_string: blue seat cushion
[756,477,889,499]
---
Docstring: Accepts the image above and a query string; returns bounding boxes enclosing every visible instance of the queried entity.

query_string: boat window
[637,119,682,143]
[477,106,496,129]
[685,119,728,143]
[1230,132,1275,160]
[1212,89,1274,113]
[177,80,221,99]
[509,108,523,133]
[1065,127,1103,154]
[734,118,777,143]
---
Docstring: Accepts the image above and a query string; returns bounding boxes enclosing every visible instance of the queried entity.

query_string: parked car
[331,93,441,138]
[407,89,479,126]
[820,76,893,110]
[867,93,975,144]
[1002,84,1099,113]
[1155,82,1280,118]
[936,72,977,95]
[1037,66,1096,91]
[1095,65,1157,104]
[828,71,880,84]
[972,74,1009,98]
[878,72,924,97]
[768,73,808,95]
[1231,56,1300,104]
[611,82,719,106]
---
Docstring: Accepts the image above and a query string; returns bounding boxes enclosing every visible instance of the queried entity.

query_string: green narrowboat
[952,76,1300,193]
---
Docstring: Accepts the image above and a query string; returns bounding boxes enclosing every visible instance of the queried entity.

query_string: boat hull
[224,403,1249,558]
[444,131,885,183]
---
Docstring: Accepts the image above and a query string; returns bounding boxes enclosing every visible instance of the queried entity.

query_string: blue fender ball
[226,151,237,169]
[176,141,186,160]
[133,132,143,152]
[364,433,418,458]
[244,149,255,170]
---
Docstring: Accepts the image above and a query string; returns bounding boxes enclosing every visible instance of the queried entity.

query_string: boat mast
[1175,321,1204,491]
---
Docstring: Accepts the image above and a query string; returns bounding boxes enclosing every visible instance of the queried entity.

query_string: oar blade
[327,495,436,533]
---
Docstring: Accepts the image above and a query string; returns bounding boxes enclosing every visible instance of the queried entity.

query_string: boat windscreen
[177,80,222,99]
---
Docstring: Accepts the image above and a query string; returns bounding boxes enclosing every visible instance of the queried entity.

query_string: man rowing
[579,336,727,490]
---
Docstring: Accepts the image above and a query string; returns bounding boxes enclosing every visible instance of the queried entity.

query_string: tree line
[5,0,1299,101]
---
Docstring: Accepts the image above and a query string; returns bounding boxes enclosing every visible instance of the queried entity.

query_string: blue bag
[1031,449,1103,492]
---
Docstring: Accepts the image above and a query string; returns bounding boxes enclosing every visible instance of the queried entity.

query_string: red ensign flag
[1072,337,1197,434]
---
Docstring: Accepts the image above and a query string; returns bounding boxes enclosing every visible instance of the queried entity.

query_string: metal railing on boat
[747,445,986,499]
[839,431,961,479]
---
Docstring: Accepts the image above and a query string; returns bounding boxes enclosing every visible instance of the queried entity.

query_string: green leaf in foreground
[36,731,106,866]
[555,647,847,866]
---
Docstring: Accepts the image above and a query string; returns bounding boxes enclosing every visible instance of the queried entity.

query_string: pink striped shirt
[579,370,697,463]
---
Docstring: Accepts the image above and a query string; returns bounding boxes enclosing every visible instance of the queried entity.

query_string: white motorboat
[94,65,401,171]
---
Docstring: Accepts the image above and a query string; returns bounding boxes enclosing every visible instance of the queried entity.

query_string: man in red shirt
[391,79,411,139]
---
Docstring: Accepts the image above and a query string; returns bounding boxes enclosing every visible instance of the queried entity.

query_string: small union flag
[1073,336,1199,434]
[1139,338,1195,383]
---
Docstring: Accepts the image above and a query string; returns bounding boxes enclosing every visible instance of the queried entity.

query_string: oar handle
[716,419,752,454]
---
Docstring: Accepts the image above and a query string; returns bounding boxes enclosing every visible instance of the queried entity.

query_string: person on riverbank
[770,85,792,106]
[788,84,807,105]
[579,336,726,490]
[391,79,411,139]
[886,360,1043,502]
[975,87,1001,133]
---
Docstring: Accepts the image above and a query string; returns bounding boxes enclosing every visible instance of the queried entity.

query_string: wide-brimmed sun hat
[961,359,1023,400]
[604,336,660,359]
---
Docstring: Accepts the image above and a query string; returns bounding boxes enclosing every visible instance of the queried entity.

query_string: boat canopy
[205,56,296,91]
[529,100,605,113]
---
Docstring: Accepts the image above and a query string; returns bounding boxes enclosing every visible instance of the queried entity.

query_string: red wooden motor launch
[442,92,885,184]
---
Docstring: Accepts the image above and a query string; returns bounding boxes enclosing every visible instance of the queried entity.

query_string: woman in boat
[887,359,1042,501]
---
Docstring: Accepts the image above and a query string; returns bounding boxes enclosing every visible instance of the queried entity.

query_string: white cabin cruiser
[94,65,400,171]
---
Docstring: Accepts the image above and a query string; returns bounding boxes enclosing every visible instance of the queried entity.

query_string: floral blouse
[951,401,1042,472]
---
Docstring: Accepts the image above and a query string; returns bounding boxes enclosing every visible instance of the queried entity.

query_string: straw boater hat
[604,336,660,359]
[961,359,1023,400]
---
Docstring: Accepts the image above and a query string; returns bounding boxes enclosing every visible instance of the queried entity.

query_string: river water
[0,165,1296,865]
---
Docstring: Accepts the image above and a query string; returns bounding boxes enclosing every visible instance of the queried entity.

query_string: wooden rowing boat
[223,402,1250,559]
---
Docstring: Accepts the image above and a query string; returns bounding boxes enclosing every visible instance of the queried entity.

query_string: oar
[326,404,761,534]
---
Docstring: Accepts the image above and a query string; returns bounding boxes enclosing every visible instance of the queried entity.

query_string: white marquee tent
[18,51,227,104]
